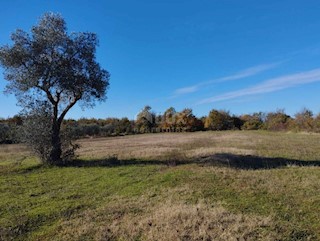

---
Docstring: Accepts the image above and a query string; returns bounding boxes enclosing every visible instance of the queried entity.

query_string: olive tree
[0,13,110,165]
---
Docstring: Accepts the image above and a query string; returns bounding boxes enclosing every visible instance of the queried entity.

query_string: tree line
[1,106,320,144]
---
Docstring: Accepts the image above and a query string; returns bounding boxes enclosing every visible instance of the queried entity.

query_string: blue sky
[1,0,320,119]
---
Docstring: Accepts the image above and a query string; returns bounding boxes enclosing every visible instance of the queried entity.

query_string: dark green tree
[0,123,10,144]
[0,13,110,165]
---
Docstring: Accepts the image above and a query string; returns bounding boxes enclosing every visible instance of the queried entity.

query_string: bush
[20,105,78,165]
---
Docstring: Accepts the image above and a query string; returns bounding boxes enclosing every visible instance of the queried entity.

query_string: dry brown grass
[0,144,30,162]
[103,203,274,241]
[76,131,320,161]
[0,144,32,173]
[76,132,256,160]
[54,191,276,241]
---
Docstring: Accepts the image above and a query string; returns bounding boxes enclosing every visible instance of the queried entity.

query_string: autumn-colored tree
[205,110,234,130]
[264,110,291,131]
[240,113,264,130]
[161,107,177,131]
[313,114,320,133]
[176,108,202,132]
[136,106,156,133]
[293,108,314,132]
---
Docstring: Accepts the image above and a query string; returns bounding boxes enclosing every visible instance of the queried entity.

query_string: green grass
[0,131,320,240]
[0,165,191,240]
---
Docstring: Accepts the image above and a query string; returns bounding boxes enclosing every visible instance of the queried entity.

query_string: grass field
[0,131,320,240]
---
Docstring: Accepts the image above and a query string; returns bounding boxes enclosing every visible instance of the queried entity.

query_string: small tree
[0,13,110,165]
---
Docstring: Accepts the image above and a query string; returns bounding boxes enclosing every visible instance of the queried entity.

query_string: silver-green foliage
[20,102,78,164]
[0,12,109,164]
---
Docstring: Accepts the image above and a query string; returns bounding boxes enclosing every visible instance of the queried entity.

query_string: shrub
[20,104,78,165]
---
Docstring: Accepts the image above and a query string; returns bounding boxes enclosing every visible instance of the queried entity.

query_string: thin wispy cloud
[174,62,282,95]
[198,68,320,104]
[175,86,199,95]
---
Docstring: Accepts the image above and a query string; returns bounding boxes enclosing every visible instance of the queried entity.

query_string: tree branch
[35,85,56,105]
[57,94,81,124]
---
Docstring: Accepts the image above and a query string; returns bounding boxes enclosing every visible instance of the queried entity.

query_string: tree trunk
[48,122,62,165]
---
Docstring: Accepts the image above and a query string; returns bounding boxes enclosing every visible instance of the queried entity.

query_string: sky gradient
[1,0,320,119]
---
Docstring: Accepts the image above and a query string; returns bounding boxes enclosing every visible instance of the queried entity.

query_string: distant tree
[136,106,156,133]
[200,116,207,128]
[0,123,10,144]
[7,115,23,126]
[240,112,264,130]
[264,109,291,131]
[117,118,134,134]
[161,107,177,131]
[0,115,23,144]
[0,13,110,165]
[175,108,202,132]
[103,117,136,135]
[293,108,314,132]
[231,116,243,130]
[205,109,234,130]
[313,114,320,133]
[83,124,101,136]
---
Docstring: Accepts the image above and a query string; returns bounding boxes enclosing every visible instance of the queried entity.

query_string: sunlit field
[1,131,320,240]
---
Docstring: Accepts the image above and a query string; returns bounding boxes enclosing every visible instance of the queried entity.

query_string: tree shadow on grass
[62,157,175,168]
[197,153,320,170]
[63,153,320,170]
[0,162,43,175]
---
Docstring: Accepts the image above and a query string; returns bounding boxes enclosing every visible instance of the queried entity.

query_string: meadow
[0,131,320,240]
